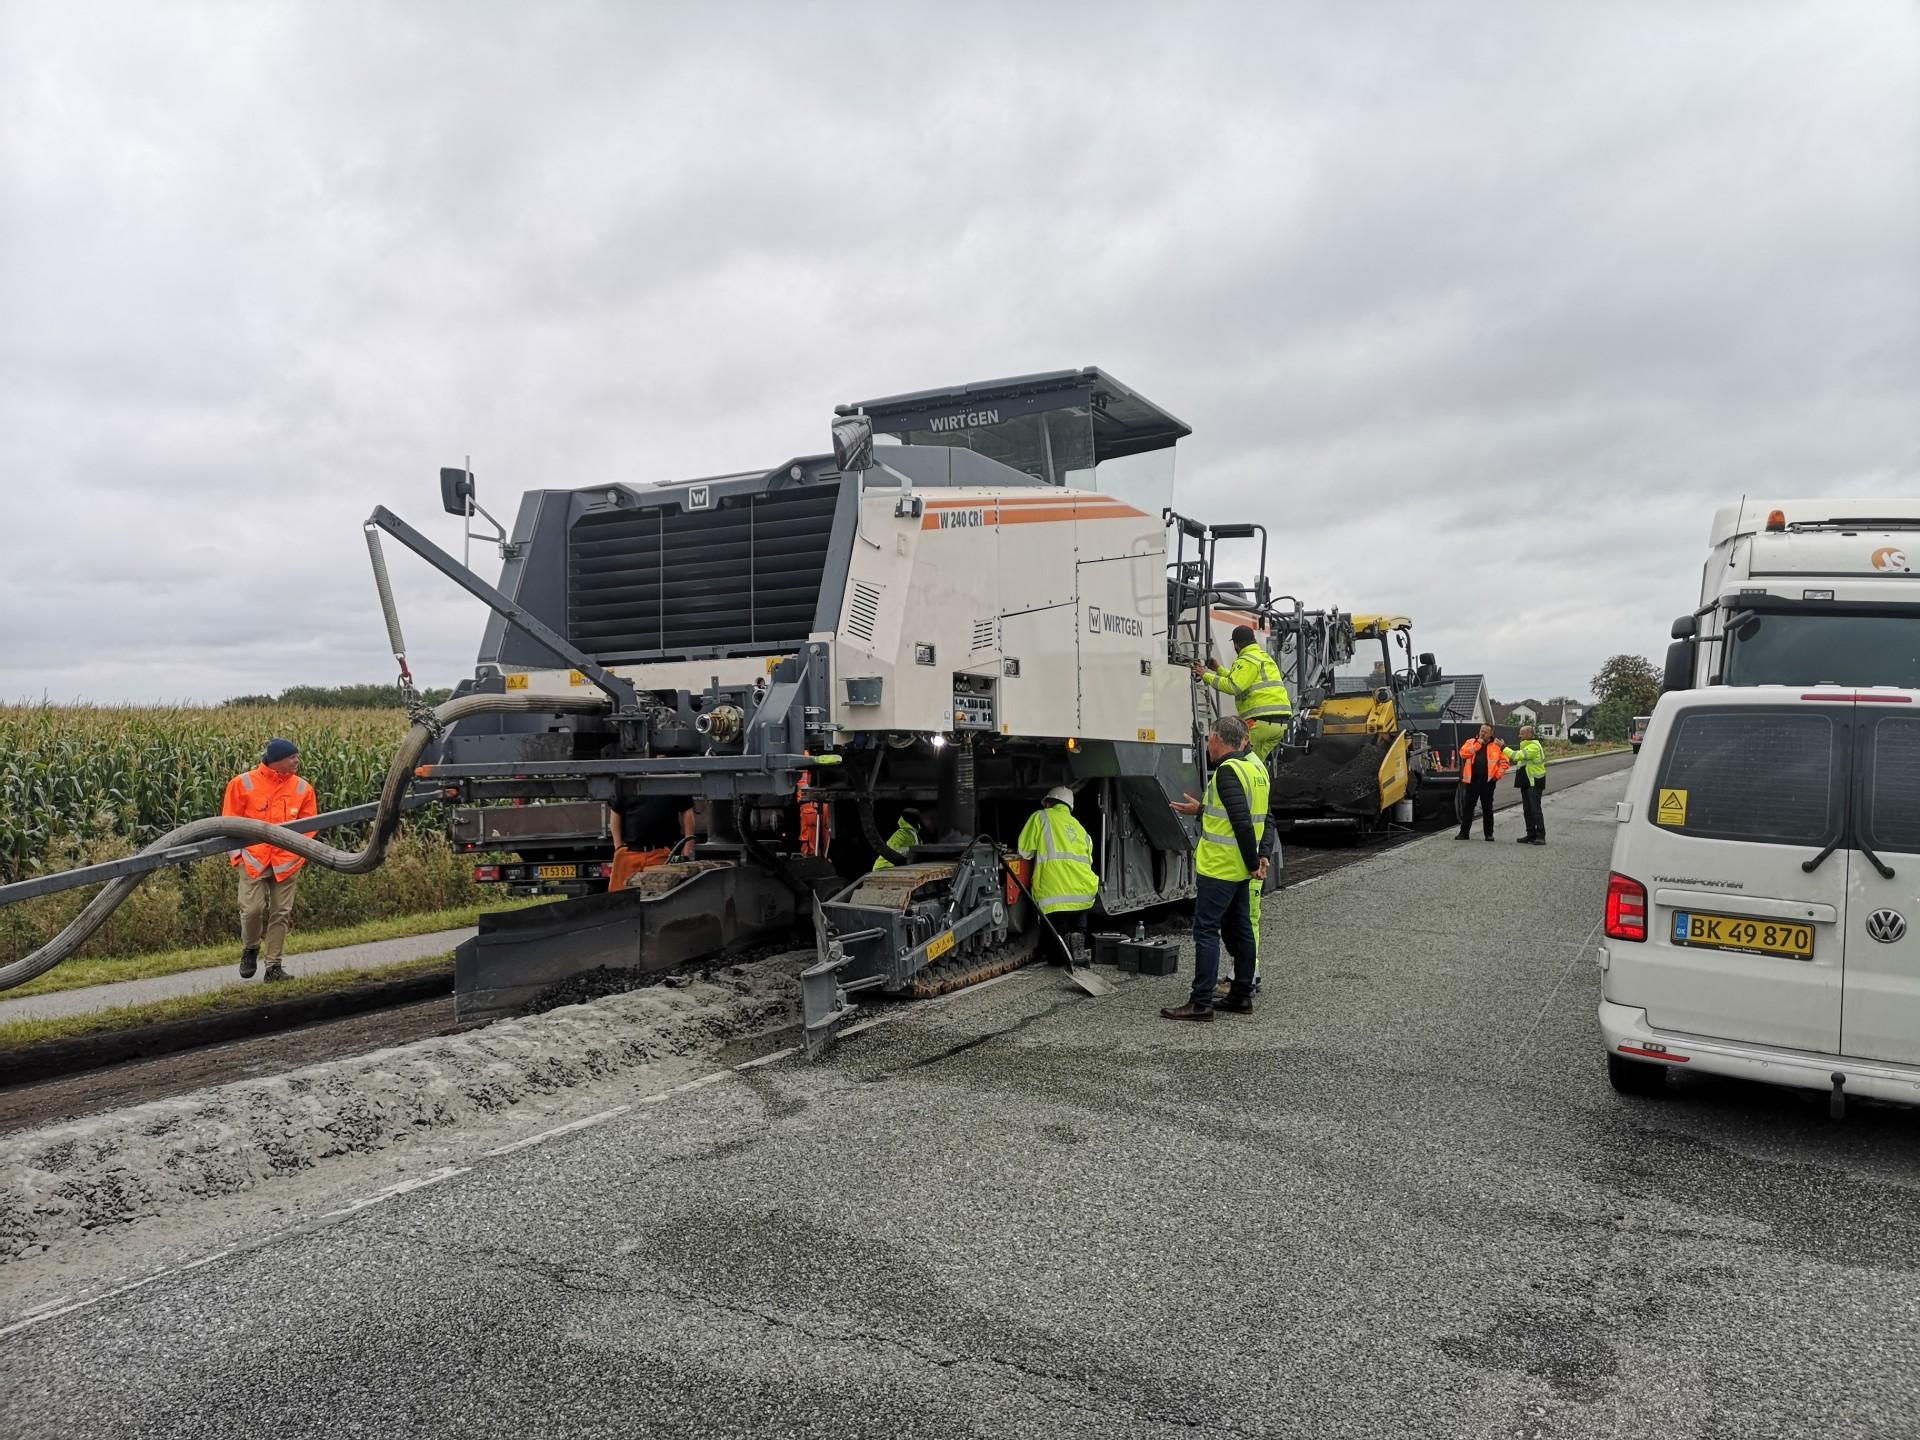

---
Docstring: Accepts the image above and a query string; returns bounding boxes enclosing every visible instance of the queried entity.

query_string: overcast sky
[2,0,1914,706]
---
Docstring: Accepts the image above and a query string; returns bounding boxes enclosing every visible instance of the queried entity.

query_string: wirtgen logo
[1087,606,1145,638]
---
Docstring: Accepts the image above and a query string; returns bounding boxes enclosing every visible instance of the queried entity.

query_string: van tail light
[472,864,501,881]
[1605,872,1648,942]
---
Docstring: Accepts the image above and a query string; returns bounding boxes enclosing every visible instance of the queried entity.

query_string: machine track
[902,927,1044,998]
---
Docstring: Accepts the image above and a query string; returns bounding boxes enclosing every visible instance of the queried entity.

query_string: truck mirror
[1663,638,1694,693]
[831,414,876,472]
[440,467,475,517]
[1670,615,1697,640]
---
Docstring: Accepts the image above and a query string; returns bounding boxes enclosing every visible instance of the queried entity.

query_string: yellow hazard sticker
[568,670,585,686]
[926,930,956,962]
[504,674,529,691]
[1138,727,1157,742]
[1657,789,1688,826]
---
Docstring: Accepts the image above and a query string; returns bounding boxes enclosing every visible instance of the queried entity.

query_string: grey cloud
[1,0,1914,705]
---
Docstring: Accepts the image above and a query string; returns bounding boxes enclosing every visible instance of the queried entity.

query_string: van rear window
[1867,717,1920,854]
[1652,710,1836,845]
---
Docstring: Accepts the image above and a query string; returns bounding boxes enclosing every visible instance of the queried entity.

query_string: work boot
[238,945,259,979]
[1216,993,1255,1015]
[1160,1003,1215,1023]
[1454,831,1470,841]
[1484,834,1495,842]
[1515,835,1533,843]
[262,962,289,984]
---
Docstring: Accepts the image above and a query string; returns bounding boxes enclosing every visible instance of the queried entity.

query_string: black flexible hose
[0,691,610,992]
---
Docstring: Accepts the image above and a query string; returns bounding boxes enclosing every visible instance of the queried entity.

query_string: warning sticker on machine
[505,674,529,691]
[1657,789,1688,826]
[926,931,956,962]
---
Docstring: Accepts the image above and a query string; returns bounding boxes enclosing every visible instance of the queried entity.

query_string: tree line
[221,683,455,710]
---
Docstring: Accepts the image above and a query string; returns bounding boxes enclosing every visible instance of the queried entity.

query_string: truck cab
[1666,501,1920,693]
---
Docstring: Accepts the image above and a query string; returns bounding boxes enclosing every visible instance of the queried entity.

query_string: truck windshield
[1722,613,1920,687]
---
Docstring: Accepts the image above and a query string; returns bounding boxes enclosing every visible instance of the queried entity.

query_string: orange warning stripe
[919,496,1148,531]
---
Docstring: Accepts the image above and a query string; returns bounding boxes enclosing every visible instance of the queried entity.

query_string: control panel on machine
[952,675,997,731]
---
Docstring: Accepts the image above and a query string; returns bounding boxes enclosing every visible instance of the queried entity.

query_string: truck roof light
[1766,509,1787,531]
[1800,693,1913,703]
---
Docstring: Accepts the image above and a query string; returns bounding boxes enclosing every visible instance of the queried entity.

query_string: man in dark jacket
[1163,715,1270,1021]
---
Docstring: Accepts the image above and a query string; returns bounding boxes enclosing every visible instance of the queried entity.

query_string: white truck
[1664,499,1920,692]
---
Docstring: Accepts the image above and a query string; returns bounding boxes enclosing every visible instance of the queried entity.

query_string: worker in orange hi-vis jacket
[221,737,319,982]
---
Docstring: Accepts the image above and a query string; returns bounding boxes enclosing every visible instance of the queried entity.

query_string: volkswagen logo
[1866,909,1908,944]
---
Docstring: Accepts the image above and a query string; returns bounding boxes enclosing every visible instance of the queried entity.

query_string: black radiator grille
[567,484,840,655]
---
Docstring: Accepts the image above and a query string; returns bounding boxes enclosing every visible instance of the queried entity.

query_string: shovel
[1003,858,1112,997]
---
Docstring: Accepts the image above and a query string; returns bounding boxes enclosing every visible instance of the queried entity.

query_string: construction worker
[1164,715,1270,1021]
[220,738,318,982]
[1505,726,1549,845]
[872,806,923,870]
[1454,723,1509,842]
[609,793,695,890]
[1194,625,1292,761]
[1015,786,1099,962]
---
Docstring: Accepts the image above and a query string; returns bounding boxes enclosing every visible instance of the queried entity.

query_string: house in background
[1492,696,1592,739]
[1436,673,1494,727]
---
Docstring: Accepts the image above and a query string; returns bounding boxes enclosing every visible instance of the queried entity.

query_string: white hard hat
[1045,786,1075,808]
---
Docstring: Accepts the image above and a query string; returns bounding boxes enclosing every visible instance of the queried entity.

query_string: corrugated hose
[0,691,610,992]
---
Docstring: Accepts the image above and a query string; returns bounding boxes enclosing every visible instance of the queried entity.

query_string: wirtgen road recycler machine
[374,366,1309,1053]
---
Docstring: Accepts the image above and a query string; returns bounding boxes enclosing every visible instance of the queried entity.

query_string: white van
[1600,685,1920,1112]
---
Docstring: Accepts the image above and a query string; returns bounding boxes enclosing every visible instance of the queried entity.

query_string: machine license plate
[1672,911,1814,960]
[926,930,956,962]
[536,864,579,880]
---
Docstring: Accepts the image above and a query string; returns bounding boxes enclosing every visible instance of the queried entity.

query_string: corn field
[0,704,488,961]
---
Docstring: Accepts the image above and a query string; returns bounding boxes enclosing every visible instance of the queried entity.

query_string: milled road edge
[0,960,803,1264]
[0,965,456,1089]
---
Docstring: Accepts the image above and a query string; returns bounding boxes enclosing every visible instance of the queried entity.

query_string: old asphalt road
[6,758,1919,1439]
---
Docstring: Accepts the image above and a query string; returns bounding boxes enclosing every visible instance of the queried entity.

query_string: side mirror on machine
[1670,614,1697,640]
[831,414,876,473]
[440,467,475,517]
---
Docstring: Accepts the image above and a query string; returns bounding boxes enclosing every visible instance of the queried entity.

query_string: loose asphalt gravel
[4,758,1919,1439]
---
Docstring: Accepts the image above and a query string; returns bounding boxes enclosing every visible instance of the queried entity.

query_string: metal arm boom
[364,506,639,712]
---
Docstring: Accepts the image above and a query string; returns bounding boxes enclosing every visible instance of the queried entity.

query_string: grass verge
[4,896,550,1000]
[0,953,454,1051]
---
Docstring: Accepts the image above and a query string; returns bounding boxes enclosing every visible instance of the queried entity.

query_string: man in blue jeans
[1163,715,1272,1021]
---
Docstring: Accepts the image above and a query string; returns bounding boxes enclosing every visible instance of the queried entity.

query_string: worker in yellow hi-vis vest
[1194,625,1292,761]
[1016,786,1099,963]
[1164,715,1270,1020]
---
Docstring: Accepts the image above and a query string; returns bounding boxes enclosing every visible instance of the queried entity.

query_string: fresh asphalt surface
[7,755,1920,1439]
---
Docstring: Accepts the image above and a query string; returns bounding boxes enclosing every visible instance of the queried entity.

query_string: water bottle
[1133,919,1146,942]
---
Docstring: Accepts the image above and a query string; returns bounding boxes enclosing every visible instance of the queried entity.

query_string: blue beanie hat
[262,737,300,765]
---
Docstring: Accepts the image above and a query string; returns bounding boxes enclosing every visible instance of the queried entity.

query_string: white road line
[318,1165,472,1219]
[484,1106,632,1157]
[733,1046,797,1071]
[0,1269,174,1339]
